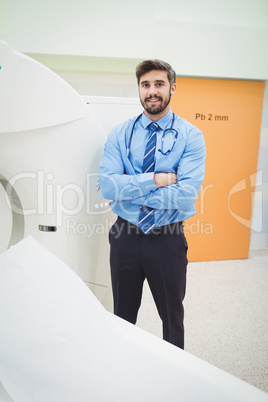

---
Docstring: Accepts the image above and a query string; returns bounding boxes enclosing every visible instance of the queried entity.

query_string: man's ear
[171,83,176,95]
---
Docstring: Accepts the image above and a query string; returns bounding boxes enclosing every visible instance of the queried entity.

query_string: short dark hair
[136,59,176,86]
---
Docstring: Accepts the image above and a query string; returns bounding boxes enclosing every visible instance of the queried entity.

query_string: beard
[140,92,172,116]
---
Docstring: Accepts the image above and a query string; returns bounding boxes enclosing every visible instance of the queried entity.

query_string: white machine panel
[0,41,142,311]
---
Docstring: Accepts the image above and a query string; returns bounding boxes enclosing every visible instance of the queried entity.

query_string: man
[98,59,206,349]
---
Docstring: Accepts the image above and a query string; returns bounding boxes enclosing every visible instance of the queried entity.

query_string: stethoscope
[127,113,178,157]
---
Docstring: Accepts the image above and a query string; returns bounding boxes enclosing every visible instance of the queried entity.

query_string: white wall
[57,72,139,98]
[250,81,268,251]
[1,0,268,80]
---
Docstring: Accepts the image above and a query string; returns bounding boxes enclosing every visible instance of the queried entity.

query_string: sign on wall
[171,78,265,261]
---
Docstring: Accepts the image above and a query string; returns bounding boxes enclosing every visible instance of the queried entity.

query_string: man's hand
[154,173,177,188]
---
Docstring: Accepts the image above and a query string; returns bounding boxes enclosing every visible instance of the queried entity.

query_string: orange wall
[171,78,265,261]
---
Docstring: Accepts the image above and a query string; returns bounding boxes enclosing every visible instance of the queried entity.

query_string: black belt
[115,216,183,236]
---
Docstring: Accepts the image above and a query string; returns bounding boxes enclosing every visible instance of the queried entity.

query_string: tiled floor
[137,250,268,393]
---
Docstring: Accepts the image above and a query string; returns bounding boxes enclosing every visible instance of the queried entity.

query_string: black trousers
[109,216,188,349]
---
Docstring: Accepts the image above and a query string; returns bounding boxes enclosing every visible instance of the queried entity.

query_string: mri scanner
[0,40,141,310]
[0,42,268,402]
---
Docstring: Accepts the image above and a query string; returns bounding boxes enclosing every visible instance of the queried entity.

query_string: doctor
[98,59,206,349]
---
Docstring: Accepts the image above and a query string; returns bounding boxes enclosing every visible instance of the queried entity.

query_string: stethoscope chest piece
[128,112,179,157]
[159,127,178,155]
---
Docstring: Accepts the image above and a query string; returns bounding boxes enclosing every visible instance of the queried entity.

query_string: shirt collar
[141,108,173,131]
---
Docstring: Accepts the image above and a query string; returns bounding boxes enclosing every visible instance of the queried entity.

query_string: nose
[148,85,158,97]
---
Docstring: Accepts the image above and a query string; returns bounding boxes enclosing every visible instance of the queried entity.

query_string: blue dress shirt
[98,108,206,228]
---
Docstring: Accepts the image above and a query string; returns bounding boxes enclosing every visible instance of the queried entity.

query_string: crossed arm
[154,173,177,188]
[98,127,206,212]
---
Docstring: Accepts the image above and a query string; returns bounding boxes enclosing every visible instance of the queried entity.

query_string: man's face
[138,70,176,120]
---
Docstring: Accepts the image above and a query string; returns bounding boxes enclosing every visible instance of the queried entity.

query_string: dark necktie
[138,122,159,233]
